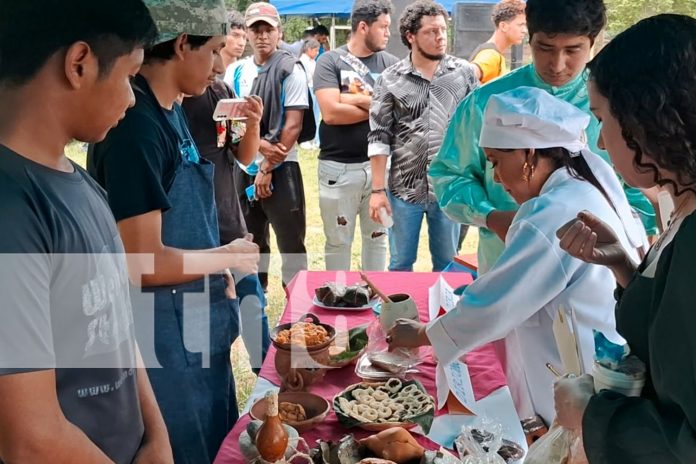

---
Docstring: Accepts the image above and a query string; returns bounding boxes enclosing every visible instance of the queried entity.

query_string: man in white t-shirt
[232,2,309,289]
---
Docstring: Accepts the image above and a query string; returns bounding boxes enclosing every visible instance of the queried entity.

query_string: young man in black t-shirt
[314,0,399,272]
[0,2,172,463]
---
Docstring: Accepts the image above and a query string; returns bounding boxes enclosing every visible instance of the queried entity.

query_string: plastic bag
[364,318,421,376]
[525,422,587,464]
[455,420,506,464]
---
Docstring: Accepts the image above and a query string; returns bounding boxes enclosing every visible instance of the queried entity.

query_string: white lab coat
[427,166,644,424]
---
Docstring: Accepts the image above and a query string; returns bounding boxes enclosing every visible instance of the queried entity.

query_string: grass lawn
[66,142,479,410]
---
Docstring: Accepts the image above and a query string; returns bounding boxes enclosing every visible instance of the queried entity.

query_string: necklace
[653,196,692,252]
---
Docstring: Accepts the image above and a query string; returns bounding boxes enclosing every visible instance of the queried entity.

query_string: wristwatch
[371,188,387,194]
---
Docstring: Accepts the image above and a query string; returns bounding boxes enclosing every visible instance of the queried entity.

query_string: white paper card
[428,275,459,322]
[445,361,477,413]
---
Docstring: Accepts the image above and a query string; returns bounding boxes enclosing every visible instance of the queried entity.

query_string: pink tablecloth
[215,271,507,463]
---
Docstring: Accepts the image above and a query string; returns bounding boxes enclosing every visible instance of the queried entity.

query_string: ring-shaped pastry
[385,378,402,393]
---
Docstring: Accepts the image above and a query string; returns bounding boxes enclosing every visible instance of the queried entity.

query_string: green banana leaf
[329,324,369,364]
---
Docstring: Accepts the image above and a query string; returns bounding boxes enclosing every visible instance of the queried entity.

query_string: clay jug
[255,391,289,463]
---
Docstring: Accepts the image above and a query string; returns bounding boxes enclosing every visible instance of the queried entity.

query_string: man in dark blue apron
[87,1,259,462]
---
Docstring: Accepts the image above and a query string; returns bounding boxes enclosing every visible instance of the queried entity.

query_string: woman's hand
[556,211,628,266]
[556,211,637,287]
[386,319,430,349]
[554,374,595,430]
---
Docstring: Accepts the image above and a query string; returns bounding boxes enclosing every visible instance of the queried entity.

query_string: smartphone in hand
[213,98,249,121]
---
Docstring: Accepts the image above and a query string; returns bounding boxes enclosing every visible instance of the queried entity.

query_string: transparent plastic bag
[525,422,588,464]
[455,419,506,464]
[363,318,422,376]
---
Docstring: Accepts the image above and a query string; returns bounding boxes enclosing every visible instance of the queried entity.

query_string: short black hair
[492,0,526,27]
[526,0,606,43]
[0,0,156,87]
[399,1,448,49]
[351,0,394,32]
[228,10,246,31]
[588,14,696,196]
[314,25,330,36]
[144,35,215,64]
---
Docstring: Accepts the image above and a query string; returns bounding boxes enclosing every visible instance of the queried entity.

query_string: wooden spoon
[359,272,392,303]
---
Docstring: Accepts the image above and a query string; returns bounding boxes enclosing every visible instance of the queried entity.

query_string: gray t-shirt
[0,145,144,463]
[313,46,399,163]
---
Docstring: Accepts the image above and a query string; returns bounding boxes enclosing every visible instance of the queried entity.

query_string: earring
[522,161,535,183]
[522,161,530,183]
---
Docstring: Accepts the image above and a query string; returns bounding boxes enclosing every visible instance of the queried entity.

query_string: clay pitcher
[255,391,288,463]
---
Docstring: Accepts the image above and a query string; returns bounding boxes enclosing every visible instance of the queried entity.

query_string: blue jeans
[236,274,270,375]
[388,192,460,272]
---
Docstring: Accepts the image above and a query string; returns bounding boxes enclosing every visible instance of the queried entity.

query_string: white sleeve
[426,219,570,365]
[282,64,309,109]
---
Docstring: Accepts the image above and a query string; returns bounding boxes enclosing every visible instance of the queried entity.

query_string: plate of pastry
[313,281,379,311]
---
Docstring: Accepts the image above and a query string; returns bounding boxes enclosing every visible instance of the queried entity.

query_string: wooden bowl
[250,391,331,432]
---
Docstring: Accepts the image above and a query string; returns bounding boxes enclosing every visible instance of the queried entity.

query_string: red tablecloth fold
[215,271,507,463]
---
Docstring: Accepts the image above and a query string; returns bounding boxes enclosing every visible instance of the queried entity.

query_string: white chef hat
[480,86,590,153]
[479,86,647,251]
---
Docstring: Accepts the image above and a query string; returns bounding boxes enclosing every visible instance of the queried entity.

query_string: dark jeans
[236,273,270,375]
[236,161,308,289]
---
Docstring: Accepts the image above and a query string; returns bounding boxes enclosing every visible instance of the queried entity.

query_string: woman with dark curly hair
[554,14,696,463]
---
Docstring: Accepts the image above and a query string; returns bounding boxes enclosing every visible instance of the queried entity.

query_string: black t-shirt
[181,81,248,244]
[313,46,399,163]
[0,145,144,463]
[88,74,182,222]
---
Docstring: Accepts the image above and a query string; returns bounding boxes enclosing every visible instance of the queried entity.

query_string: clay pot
[271,313,336,391]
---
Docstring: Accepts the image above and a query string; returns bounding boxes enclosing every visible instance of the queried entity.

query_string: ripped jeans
[318,159,388,271]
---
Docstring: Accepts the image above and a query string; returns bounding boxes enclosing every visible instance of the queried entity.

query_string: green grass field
[66,142,479,409]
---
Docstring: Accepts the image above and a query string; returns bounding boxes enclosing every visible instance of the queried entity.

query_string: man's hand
[486,210,516,241]
[259,140,288,165]
[254,168,273,199]
[369,191,391,225]
[223,235,260,276]
[241,95,263,127]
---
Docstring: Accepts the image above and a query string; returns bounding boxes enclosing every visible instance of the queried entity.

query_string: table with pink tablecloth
[215,271,509,463]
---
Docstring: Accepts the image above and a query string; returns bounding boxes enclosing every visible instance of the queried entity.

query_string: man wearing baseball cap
[231,2,310,292]
[88,1,259,462]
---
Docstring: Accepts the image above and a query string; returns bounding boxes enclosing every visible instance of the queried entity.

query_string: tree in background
[607,0,696,33]
[225,0,252,13]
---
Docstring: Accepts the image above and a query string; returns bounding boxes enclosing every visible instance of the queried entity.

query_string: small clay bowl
[250,391,331,432]
[271,313,336,351]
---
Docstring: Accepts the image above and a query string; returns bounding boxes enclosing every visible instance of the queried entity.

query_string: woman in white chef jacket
[387,86,646,424]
